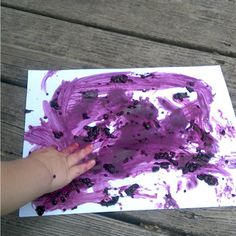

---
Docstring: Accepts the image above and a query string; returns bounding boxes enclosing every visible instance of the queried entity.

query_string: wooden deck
[1,1,236,235]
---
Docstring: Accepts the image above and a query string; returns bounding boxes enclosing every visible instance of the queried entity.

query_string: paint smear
[24,71,236,216]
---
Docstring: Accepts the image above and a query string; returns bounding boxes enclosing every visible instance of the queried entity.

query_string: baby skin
[1,144,95,215]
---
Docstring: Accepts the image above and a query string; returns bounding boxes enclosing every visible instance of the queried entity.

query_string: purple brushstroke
[41,70,58,94]
[24,71,236,215]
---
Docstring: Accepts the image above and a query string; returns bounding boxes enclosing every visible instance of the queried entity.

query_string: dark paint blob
[125,184,140,198]
[82,90,98,99]
[82,113,90,119]
[100,196,119,207]
[152,166,160,172]
[103,164,117,174]
[51,199,57,205]
[25,109,34,114]
[53,131,64,139]
[79,178,94,188]
[220,129,226,135]
[50,99,60,110]
[173,92,189,101]
[186,86,194,93]
[35,206,45,216]
[182,162,200,174]
[110,74,128,83]
[197,174,218,186]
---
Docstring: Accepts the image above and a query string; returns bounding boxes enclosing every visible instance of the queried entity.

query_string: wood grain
[1,7,236,110]
[1,80,236,236]
[1,2,236,236]
[105,207,236,236]
[1,211,167,236]
[2,0,236,57]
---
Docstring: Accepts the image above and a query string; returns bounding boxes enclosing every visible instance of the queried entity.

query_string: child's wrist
[26,157,53,194]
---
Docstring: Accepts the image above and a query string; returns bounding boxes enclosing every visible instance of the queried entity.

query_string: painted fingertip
[89,159,96,167]
[87,144,94,151]
[50,145,58,149]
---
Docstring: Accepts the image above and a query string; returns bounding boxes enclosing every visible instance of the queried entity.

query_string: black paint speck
[82,90,98,99]
[100,196,119,207]
[143,122,151,130]
[82,113,90,119]
[51,199,57,205]
[53,131,64,139]
[35,205,45,216]
[103,127,110,136]
[79,178,94,188]
[152,166,160,172]
[110,74,128,83]
[103,114,109,120]
[194,152,212,163]
[125,184,140,198]
[60,196,66,203]
[173,92,189,101]
[103,187,109,195]
[103,163,116,174]
[197,174,218,186]
[116,111,124,116]
[220,129,226,135]
[160,162,170,169]
[25,109,34,114]
[182,162,200,174]
[50,99,60,110]
[186,86,194,93]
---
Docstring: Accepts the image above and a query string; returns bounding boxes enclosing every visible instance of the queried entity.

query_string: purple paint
[24,71,236,215]
[41,70,58,94]
[164,185,179,209]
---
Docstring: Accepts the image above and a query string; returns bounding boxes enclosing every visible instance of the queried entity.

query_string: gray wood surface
[1,1,236,236]
[1,210,168,236]
[1,7,236,109]
[2,0,236,56]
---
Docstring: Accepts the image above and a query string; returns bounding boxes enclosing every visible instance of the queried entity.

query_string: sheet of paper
[20,66,236,217]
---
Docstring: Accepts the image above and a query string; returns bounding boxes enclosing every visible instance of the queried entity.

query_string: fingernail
[88,144,93,150]
[90,159,96,167]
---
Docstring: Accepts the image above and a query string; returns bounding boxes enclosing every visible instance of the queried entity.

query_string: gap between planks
[99,212,193,236]
[1,2,236,58]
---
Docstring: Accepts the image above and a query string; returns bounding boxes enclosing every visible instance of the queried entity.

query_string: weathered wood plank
[1,211,166,236]
[1,122,24,161]
[106,207,236,236]
[1,5,236,236]
[2,0,236,56]
[2,80,236,236]
[1,7,236,109]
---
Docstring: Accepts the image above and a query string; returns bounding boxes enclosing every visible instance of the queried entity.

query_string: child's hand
[28,143,95,193]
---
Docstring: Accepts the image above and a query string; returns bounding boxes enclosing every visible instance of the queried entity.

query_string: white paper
[20,66,236,217]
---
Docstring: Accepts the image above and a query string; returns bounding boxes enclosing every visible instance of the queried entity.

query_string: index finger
[67,144,93,167]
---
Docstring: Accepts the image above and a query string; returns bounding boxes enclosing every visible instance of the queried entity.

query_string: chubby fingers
[62,143,79,155]
[67,144,93,167]
[69,159,96,181]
